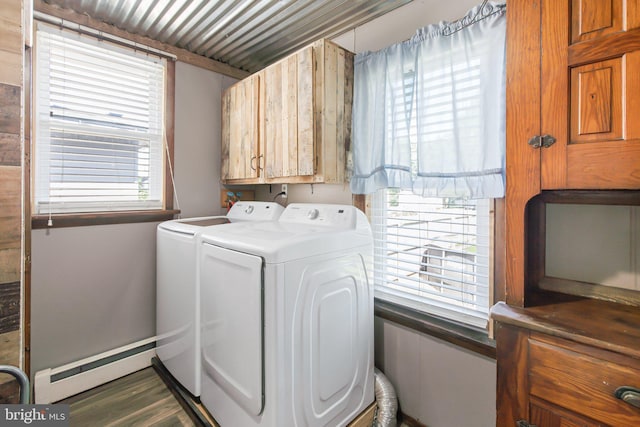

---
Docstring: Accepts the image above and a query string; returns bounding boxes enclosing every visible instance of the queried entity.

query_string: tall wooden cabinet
[221,39,353,185]
[505,0,640,306]
[496,0,640,425]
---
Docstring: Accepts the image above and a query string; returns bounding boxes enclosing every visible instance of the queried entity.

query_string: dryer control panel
[227,201,284,221]
[279,204,358,229]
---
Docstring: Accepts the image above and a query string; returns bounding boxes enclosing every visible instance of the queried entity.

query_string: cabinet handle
[258,154,264,171]
[527,135,542,149]
[615,386,640,409]
[516,420,537,427]
[250,155,257,171]
[527,134,556,149]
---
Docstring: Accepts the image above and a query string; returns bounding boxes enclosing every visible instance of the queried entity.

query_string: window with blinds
[365,13,501,329]
[34,23,166,214]
[372,190,492,329]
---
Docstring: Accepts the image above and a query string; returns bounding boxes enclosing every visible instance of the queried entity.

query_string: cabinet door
[262,46,315,180]
[221,74,260,182]
[541,0,640,189]
[530,402,603,427]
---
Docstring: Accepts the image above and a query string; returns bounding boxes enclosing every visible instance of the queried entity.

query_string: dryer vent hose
[374,368,398,427]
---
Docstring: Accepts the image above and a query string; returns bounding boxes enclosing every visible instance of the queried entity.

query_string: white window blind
[34,23,166,214]
[372,190,491,328]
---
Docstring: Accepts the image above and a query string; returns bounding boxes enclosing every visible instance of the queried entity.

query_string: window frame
[31,25,177,229]
[354,194,503,358]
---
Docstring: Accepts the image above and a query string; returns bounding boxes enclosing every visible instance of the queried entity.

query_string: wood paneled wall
[0,0,24,401]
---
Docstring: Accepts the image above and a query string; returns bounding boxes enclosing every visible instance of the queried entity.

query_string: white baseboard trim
[34,337,156,404]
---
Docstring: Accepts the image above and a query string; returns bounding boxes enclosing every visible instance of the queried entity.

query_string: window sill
[32,209,180,229]
[374,298,496,359]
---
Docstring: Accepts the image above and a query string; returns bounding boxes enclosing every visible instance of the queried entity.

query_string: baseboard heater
[34,337,156,404]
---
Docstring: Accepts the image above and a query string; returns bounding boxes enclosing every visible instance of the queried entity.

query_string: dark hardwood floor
[60,367,195,426]
[59,364,375,426]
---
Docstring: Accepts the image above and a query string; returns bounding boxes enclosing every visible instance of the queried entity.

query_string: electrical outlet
[281,184,288,198]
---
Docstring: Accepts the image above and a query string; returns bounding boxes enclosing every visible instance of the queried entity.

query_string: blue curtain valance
[350,2,506,199]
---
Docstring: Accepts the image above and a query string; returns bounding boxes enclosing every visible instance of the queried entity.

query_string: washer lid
[158,215,229,235]
[158,201,284,236]
[199,204,372,263]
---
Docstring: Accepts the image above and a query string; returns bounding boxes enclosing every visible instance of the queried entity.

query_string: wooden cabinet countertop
[491,298,640,360]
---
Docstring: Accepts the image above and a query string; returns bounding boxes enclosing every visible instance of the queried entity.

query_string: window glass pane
[372,189,491,328]
[34,24,166,214]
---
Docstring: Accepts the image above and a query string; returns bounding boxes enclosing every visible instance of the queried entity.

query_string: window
[372,190,491,329]
[34,23,169,217]
[356,3,506,331]
[369,49,495,328]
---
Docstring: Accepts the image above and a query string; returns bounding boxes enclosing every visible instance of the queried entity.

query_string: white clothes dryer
[156,201,284,398]
[198,203,374,427]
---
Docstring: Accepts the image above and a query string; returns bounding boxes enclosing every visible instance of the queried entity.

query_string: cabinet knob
[615,386,640,409]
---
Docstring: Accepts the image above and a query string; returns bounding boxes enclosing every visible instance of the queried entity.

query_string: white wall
[30,62,230,375]
[255,183,352,206]
[174,62,236,218]
[546,204,640,290]
[332,0,480,53]
[376,319,496,427]
[31,222,158,374]
[256,1,497,426]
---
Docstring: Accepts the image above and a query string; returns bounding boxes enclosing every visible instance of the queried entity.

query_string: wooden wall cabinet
[221,39,353,185]
[221,73,260,182]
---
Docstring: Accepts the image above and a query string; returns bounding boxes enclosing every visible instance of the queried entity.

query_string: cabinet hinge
[527,134,556,149]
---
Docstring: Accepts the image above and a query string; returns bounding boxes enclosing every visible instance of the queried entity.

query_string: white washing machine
[198,203,374,427]
[156,201,284,398]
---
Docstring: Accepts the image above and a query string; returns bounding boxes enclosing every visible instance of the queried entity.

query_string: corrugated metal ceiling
[40,0,412,73]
